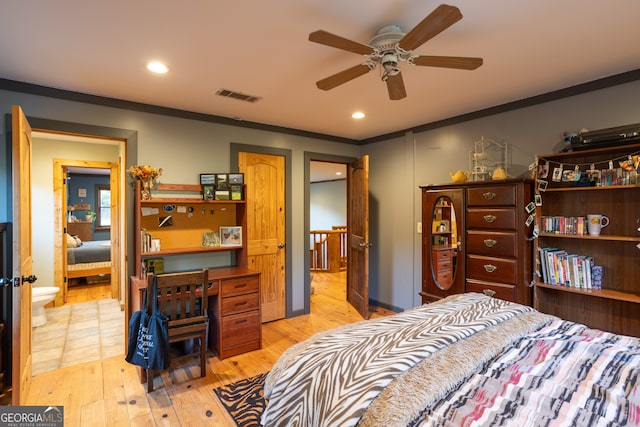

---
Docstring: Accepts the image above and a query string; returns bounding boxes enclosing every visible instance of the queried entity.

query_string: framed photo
[202,231,220,247]
[229,173,244,185]
[230,184,244,200]
[552,167,563,182]
[215,190,230,200]
[202,185,215,200]
[200,174,216,185]
[537,179,548,192]
[216,174,229,190]
[220,226,242,246]
[534,194,542,206]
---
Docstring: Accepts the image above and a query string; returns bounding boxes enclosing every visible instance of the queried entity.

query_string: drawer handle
[235,319,248,325]
[235,302,248,307]
[234,283,247,289]
[484,264,497,273]
[483,192,496,200]
[483,215,497,223]
[483,289,496,297]
[483,239,497,248]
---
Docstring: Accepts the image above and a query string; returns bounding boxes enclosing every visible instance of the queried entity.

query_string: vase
[140,179,152,200]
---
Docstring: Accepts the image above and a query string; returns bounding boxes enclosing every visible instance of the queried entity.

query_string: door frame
[230,143,293,316]
[26,118,137,303]
[53,159,120,304]
[304,152,357,315]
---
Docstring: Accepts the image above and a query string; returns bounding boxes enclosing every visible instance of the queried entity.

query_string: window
[96,185,110,228]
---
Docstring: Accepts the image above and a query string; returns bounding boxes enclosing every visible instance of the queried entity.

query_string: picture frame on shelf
[220,226,242,247]
[229,173,244,185]
[202,231,220,247]
[216,174,229,190]
[203,185,215,200]
[200,173,216,185]
[230,184,244,200]
[215,190,230,200]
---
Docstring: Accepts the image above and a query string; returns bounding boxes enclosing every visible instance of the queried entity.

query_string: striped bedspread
[261,293,640,427]
[263,294,548,426]
[410,320,640,426]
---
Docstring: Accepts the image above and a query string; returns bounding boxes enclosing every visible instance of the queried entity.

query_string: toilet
[32,286,60,327]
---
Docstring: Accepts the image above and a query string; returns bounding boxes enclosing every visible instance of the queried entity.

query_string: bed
[262,293,640,426]
[66,238,112,279]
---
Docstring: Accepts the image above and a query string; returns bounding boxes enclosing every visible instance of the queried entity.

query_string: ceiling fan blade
[385,73,407,100]
[412,55,483,70]
[398,4,463,51]
[316,63,373,91]
[309,30,375,55]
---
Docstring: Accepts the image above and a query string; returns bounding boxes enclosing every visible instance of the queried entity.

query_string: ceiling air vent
[216,89,262,103]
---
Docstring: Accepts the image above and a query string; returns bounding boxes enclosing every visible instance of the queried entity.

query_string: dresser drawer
[466,254,516,284]
[220,311,261,348]
[219,276,260,297]
[466,231,516,258]
[466,208,516,230]
[220,292,260,316]
[465,279,516,302]
[467,185,516,206]
[433,248,453,261]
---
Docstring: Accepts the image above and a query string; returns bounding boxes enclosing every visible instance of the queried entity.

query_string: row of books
[596,168,637,187]
[140,229,160,252]
[538,247,602,289]
[540,216,586,235]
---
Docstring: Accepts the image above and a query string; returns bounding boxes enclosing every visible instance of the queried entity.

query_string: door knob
[278,243,286,249]
[22,275,38,284]
[359,242,373,248]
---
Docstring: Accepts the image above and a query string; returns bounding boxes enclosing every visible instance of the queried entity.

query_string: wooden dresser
[67,221,92,241]
[420,179,534,306]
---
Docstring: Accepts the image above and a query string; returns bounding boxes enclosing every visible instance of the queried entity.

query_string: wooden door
[238,152,286,322]
[11,105,34,404]
[347,155,370,319]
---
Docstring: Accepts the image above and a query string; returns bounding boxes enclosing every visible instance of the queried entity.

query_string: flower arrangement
[129,165,162,199]
[128,164,162,184]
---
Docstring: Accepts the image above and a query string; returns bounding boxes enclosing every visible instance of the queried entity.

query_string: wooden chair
[146,268,209,392]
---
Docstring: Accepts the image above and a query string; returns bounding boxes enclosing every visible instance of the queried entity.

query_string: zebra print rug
[214,372,268,427]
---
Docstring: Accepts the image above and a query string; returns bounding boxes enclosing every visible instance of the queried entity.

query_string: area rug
[214,372,268,427]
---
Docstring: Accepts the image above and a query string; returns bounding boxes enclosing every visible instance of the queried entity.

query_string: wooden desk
[130,266,261,358]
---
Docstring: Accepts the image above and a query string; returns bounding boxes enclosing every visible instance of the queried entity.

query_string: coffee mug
[587,214,609,236]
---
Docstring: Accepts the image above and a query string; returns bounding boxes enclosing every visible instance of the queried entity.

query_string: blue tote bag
[125,276,170,370]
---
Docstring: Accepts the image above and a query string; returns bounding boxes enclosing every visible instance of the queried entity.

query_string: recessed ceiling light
[147,61,168,74]
[352,111,365,119]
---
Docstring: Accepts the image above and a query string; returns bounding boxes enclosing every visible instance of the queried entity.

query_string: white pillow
[66,233,82,248]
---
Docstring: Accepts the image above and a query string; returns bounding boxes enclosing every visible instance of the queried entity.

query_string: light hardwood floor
[25,272,395,426]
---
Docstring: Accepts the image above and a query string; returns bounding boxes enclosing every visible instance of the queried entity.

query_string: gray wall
[310,180,346,230]
[0,89,361,314]
[366,80,640,310]
[3,78,640,314]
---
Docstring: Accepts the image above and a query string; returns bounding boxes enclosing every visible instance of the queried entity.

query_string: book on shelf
[538,247,597,289]
[541,216,586,235]
[140,228,152,253]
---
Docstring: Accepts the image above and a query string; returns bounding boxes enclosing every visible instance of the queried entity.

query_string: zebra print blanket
[261,293,552,426]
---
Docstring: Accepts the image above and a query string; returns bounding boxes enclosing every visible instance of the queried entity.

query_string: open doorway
[306,156,352,312]
[31,131,124,375]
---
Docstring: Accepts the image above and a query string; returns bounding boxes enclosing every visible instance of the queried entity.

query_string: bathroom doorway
[31,131,126,375]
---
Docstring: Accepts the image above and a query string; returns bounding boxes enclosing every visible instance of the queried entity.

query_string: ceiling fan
[309,4,483,100]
